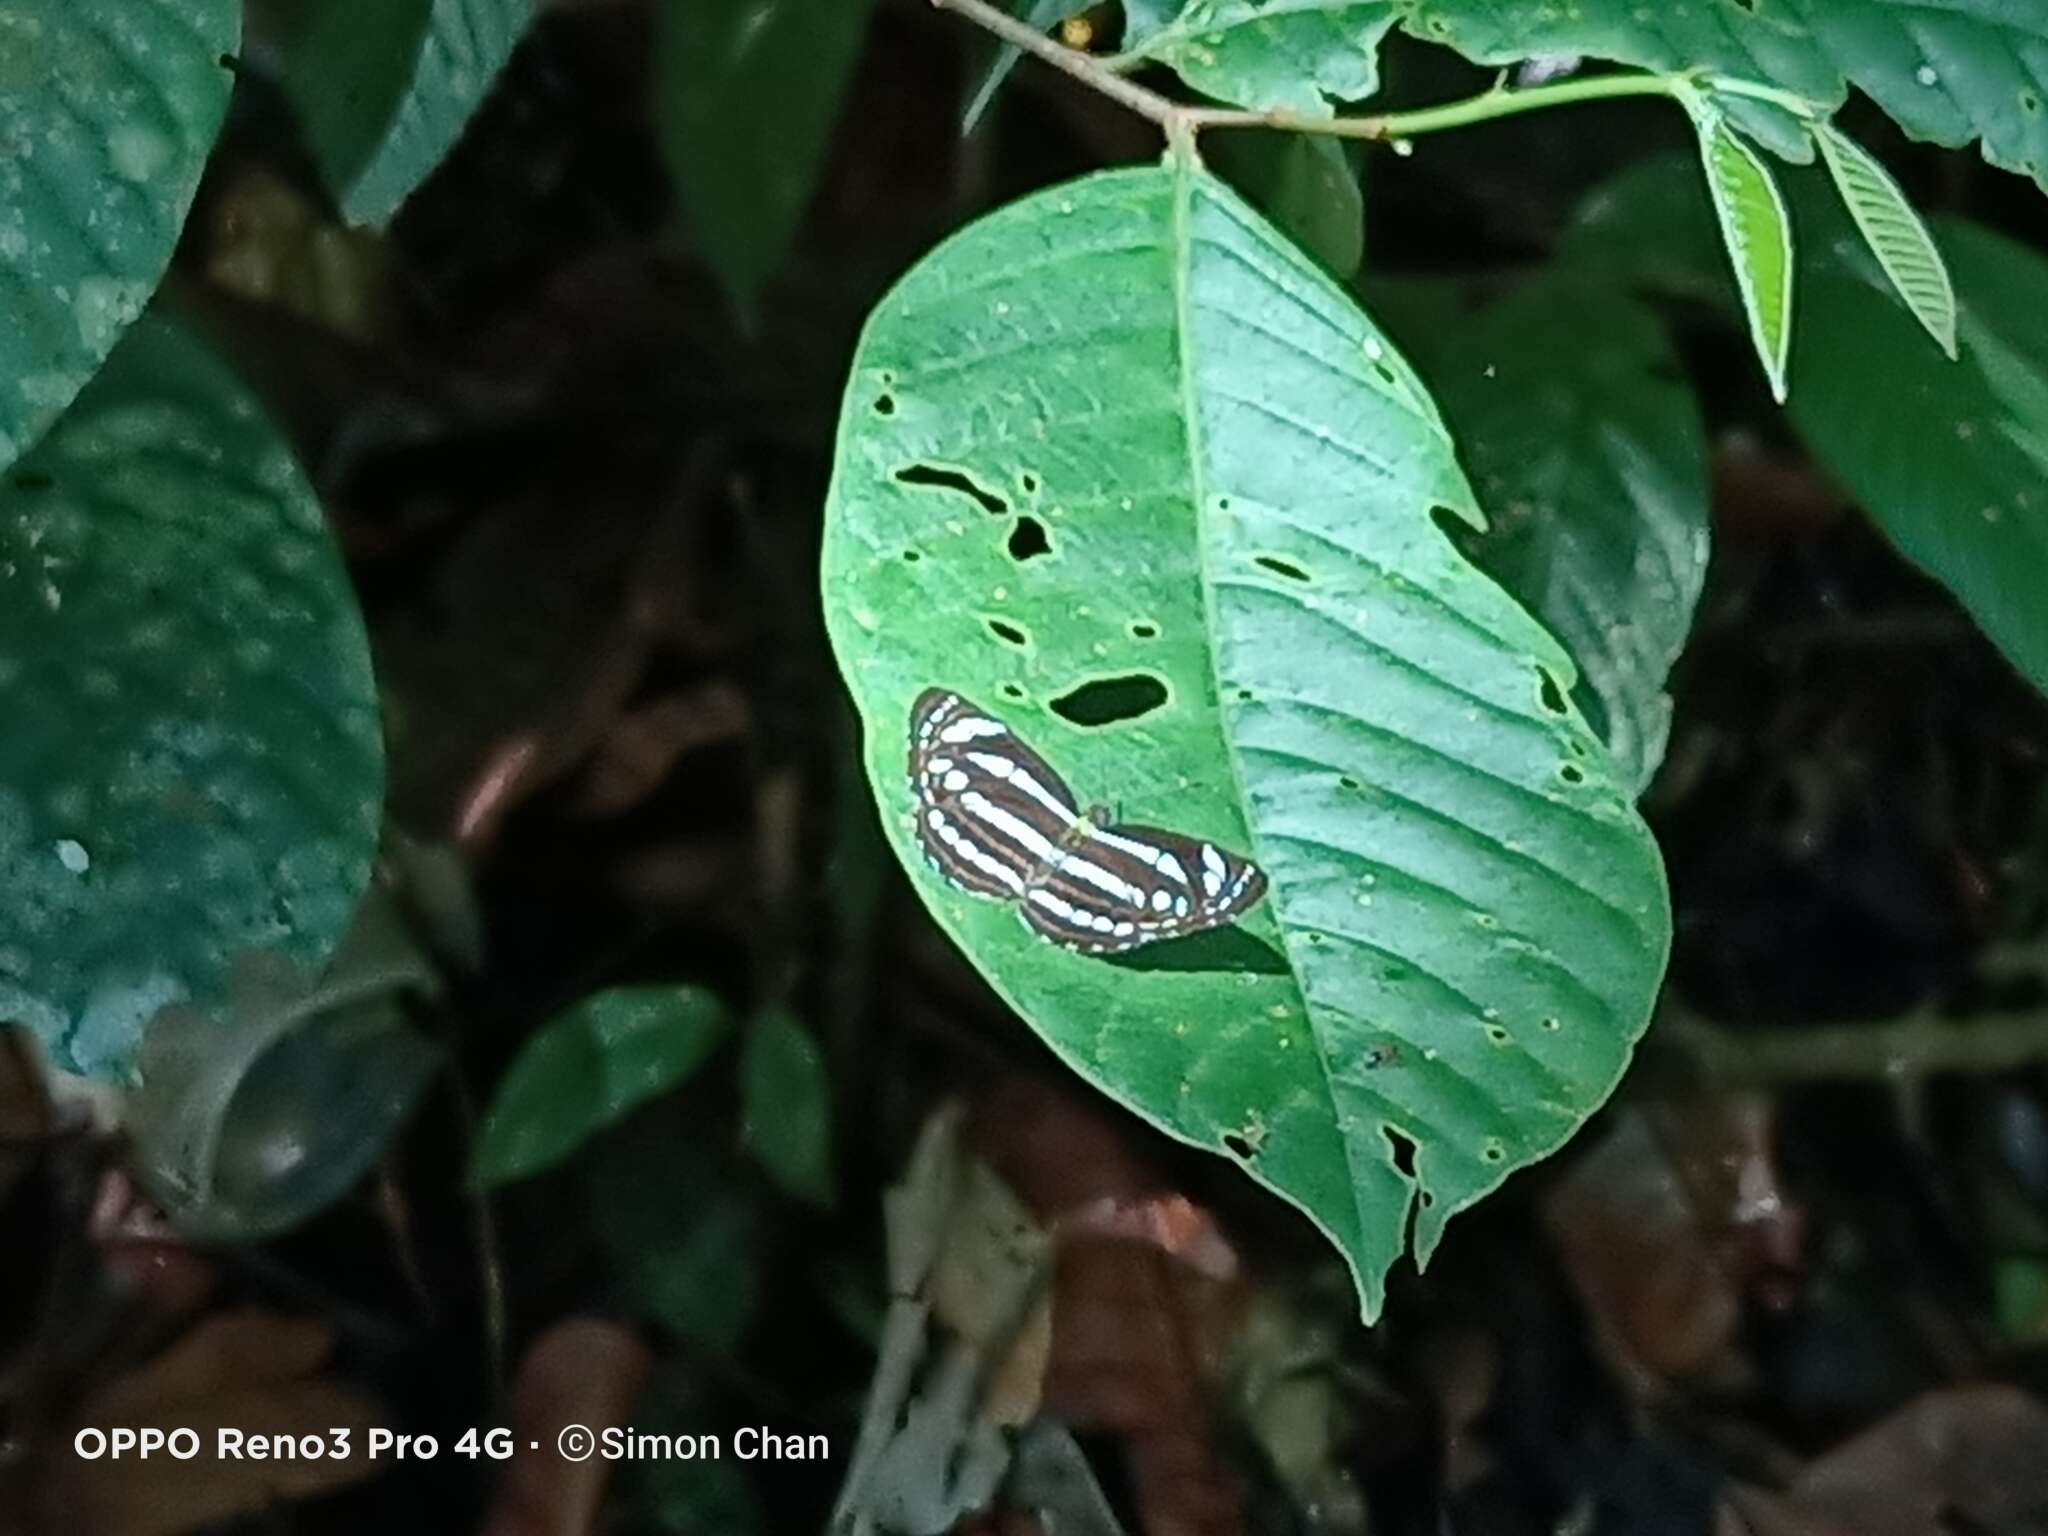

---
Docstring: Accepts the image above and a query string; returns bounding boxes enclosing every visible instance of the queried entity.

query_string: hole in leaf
[1483,1142,1505,1163]
[1339,775,1360,790]
[1365,1043,1397,1069]
[1129,621,1158,640]
[1541,1016,1561,1031]
[1558,762,1585,785]
[1253,555,1312,582]
[987,618,1029,647]
[901,549,922,563]
[1020,472,1039,493]
[894,463,1008,515]
[1428,505,1468,543]
[1537,668,1568,715]
[2023,91,2042,115]
[1001,683,1026,700]
[1382,1124,1418,1177]
[1370,360,1397,385]
[1223,1131,1255,1160]
[10,470,53,493]
[1234,687,1254,702]
[1050,674,1167,726]
[1008,516,1050,561]
[1486,1024,1510,1044]
[874,393,896,416]
[1420,1190,1436,1208]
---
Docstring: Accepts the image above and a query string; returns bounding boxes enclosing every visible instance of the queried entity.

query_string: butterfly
[908,688,1268,954]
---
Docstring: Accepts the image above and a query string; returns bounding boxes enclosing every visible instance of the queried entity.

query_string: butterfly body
[908,689,1267,954]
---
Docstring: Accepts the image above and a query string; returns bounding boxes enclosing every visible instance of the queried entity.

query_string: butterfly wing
[1024,823,1268,954]
[909,690,1085,901]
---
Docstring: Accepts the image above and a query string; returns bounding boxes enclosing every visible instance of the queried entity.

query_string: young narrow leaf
[741,1008,835,1206]
[1811,120,1957,359]
[0,316,384,1081]
[282,0,536,226]
[822,161,1670,1320]
[0,0,237,475]
[473,986,730,1187]
[1688,102,1796,402]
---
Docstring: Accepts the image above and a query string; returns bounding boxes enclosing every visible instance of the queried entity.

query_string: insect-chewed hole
[894,463,1008,515]
[1253,554,1312,583]
[1050,673,1167,727]
[1382,1123,1418,1177]
[900,549,922,563]
[987,618,1029,647]
[1008,516,1050,561]
[1486,1024,1510,1044]
[1339,774,1360,790]
[1223,1131,1256,1160]
[1482,1141,1506,1163]
[1370,359,1397,385]
[1129,620,1158,640]
[2023,90,2042,115]
[1020,472,1040,493]
[873,393,896,416]
[1558,761,1585,785]
[1537,667,1569,715]
[1000,682,1026,700]
[1541,1016,1562,1032]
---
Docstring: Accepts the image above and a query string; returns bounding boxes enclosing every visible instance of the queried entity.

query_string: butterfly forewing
[908,689,1268,954]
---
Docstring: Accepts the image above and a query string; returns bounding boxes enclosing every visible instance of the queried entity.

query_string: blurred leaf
[586,1113,760,1351]
[280,0,536,226]
[1400,0,2048,183]
[0,315,384,1081]
[1119,1,1396,115]
[962,0,1092,134]
[1561,150,1735,307]
[629,1371,764,1536]
[1811,121,1957,360]
[1427,276,1710,793]
[1995,1256,2048,1341]
[742,1006,834,1206]
[131,890,439,1240]
[821,161,1671,1319]
[0,0,237,476]
[655,0,878,326]
[1207,130,1364,279]
[1790,214,2048,699]
[1688,98,1795,402]
[473,986,729,1188]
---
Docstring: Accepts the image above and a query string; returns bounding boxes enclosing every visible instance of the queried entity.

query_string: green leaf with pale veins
[1689,100,1796,402]
[655,0,879,326]
[0,314,384,1081]
[1422,279,1710,795]
[0,0,237,476]
[1120,0,1398,115]
[473,986,730,1187]
[741,1007,834,1206]
[281,0,536,227]
[821,160,1671,1319]
[1812,120,1958,359]
[1401,0,2048,189]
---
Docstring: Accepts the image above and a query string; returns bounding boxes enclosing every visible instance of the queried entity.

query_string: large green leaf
[472,985,730,1188]
[0,0,237,476]
[1401,0,2048,186]
[821,159,1670,1318]
[280,0,536,227]
[1422,279,1710,795]
[1790,213,2048,698]
[1119,1,1398,115]
[0,314,385,1081]
[655,0,879,326]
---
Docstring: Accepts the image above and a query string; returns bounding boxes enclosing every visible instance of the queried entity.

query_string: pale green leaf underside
[1121,0,1398,114]
[283,0,535,227]
[0,315,384,1081]
[0,0,237,476]
[821,162,1669,1319]
[1691,104,1796,402]
[1401,0,2048,188]
[1812,121,1958,358]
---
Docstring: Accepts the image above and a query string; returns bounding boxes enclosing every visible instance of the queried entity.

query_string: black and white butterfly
[908,688,1268,954]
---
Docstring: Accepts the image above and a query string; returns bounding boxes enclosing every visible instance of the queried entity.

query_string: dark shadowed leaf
[473,985,730,1187]
[0,315,384,1081]
[742,1006,835,1206]
[1207,129,1364,280]
[821,160,1670,1319]
[0,0,237,476]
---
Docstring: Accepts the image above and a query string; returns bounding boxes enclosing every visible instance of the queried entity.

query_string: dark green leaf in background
[742,1006,834,1206]
[587,1113,760,1351]
[0,315,384,1081]
[0,0,237,476]
[1790,214,2048,699]
[655,0,879,326]
[822,161,1670,1318]
[280,0,537,226]
[473,985,730,1187]
[1422,279,1710,795]
[1208,129,1364,280]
